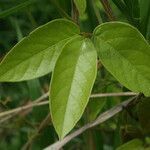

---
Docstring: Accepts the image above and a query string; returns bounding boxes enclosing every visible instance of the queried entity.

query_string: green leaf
[93,22,150,96]
[88,98,106,121]
[0,0,34,18]
[27,79,42,100]
[116,139,144,150]
[140,0,150,37]
[125,0,140,27]
[50,36,97,139]
[112,0,128,16]
[49,0,71,20]
[10,18,23,41]
[74,0,87,16]
[137,97,150,133]
[0,19,80,82]
[112,0,140,28]
[123,0,140,19]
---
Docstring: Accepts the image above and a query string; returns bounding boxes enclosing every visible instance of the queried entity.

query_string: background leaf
[0,0,34,18]
[0,19,80,82]
[112,0,140,28]
[50,36,97,138]
[27,79,42,100]
[140,0,150,39]
[74,0,87,17]
[88,98,106,121]
[94,22,150,96]
[137,97,150,134]
[116,139,144,150]
[123,0,140,26]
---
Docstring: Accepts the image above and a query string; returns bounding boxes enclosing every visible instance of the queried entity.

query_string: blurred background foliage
[0,0,150,149]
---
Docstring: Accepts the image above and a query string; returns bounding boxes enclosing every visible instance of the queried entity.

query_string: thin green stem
[92,0,102,24]
[26,9,38,28]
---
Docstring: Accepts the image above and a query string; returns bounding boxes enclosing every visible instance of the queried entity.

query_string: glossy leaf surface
[50,36,97,138]
[0,19,80,81]
[94,22,150,96]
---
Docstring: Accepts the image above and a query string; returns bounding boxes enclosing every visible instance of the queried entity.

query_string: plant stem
[100,0,116,21]
[22,114,51,150]
[71,0,79,24]
[0,92,137,120]
[44,96,138,150]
